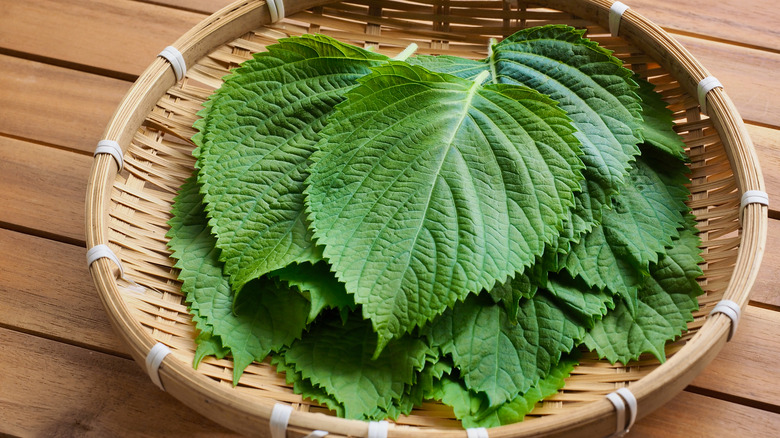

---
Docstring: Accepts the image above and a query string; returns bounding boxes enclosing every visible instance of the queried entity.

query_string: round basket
[85,1,768,436]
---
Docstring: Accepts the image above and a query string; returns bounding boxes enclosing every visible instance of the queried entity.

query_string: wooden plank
[0,328,235,437]
[689,305,780,410]
[630,390,780,437]
[0,54,130,153]
[0,228,125,355]
[673,35,780,128]
[0,0,204,78]
[748,124,780,216]
[0,136,90,243]
[750,219,780,308]
[1,2,777,130]
[629,0,780,52]
[140,0,233,15]
[0,327,777,438]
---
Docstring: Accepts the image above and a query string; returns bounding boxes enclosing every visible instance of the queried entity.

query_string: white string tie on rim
[86,244,144,293]
[697,76,723,116]
[368,421,389,438]
[609,1,630,37]
[266,0,286,23]
[145,342,172,391]
[94,139,123,171]
[740,190,769,224]
[606,387,637,437]
[710,299,741,341]
[269,404,329,438]
[158,45,186,82]
[467,427,489,438]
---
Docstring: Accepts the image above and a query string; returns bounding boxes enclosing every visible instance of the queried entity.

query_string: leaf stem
[487,38,499,84]
[392,43,419,61]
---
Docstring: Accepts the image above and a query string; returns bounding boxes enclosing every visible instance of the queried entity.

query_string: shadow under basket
[85,1,768,436]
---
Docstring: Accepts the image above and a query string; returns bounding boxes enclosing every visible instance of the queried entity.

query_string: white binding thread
[709,299,741,341]
[609,2,630,37]
[740,190,769,223]
[87,244,125,278]
[86,244,145,293]
[145,342,171,391]
[467,428,489,438]
[266,0,285,23]
[367,421,389,438]
[158,46,186,82]
[270,404,293,438]
[606,387,637,437]
[697,76,723,116]
[269,404,329,438]
[94,139,123,171]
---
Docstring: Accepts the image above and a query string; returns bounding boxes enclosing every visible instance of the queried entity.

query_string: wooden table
[1,1,778,436]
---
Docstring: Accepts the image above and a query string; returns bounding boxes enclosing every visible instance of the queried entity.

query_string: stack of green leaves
[167,26,704,428]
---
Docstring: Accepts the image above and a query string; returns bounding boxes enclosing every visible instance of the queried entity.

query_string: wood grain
[0,327,235,437]
[0,54,129,153]
[0,228,125,355]
[689,305,780,410]
[0,0,776,436]
[749,123,780,217]
[629,390,780,437]
[629,0,780,51]
[0,136,90,243]
[0,326,777,437]
[140,0,234,15]
[0,0,204,78]
[673,35,780,128]
[750,219,780,308]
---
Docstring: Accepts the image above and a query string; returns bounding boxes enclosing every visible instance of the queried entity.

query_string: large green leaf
[167,175,311,384]
[307,62,584,352]
[583,219,704,363]
[411,25,645,242]
[426,293,583,407]
[194,34,390,291]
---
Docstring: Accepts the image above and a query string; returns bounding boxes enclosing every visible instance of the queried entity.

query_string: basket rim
[84,0,768,436]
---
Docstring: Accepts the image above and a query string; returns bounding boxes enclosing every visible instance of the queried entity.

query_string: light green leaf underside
[430,354,578,428]
[583,220,704,363]
[194,34,390,291]
[426,292,583,407]
[307,61,584,352]
[282,312,430,420]
[270,261,356,323]
[271,353,346,417]
[167,175,311,385]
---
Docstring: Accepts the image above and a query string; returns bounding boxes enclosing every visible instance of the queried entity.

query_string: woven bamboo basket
[85,0,768,436]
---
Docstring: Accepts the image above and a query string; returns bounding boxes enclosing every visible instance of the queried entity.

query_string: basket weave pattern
[91,1,756,435]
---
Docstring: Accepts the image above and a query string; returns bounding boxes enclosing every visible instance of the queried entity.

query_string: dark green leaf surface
[560,152,690,311]
[282,312,430,420]
[194,35,390,291]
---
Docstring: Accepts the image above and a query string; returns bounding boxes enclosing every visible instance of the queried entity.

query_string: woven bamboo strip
[85,1,766,436]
